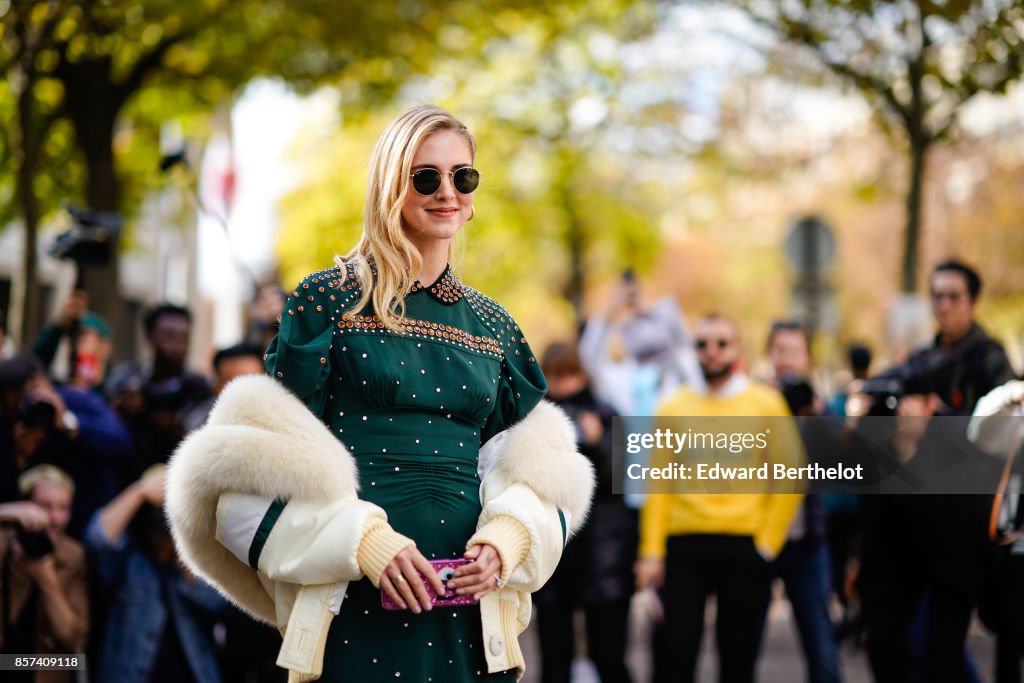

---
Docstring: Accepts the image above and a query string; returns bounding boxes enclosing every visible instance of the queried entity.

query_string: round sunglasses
[410,167,480,196]
[695,338,731,350]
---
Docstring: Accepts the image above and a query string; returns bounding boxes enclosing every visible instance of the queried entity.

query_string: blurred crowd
[2,257,1023,683]
[0,286,287,683]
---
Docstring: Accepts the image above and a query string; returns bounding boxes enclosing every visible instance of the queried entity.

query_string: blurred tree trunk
[14,67,42,350]
[59,55,124,343]
[8,1,61,349]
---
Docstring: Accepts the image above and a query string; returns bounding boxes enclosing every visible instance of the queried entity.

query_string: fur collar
[481,401,594,535]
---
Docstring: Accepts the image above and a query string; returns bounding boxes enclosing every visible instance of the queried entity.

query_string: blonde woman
[168,105,594,682]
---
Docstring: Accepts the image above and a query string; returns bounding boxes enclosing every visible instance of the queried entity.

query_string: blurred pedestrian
[910,260,1015,415]
[764,321,841,683]
[854,371,991,683]
[579,269,700,417]
[580,271,700,510]
[32,289,113,392]
[85,465,226,683]
[179,341,286,683]
[828,344,872,417]
[910,260,1017,682]
[243,281,287,353]
[182,343,265,434]
[0,465,89,682]
[0,353,132,538]
[637,314,803,683]
[108,304,210,482]
[0,356,64,503]
[535,342,637,683]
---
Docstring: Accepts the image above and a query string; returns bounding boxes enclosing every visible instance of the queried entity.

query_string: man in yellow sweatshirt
[636,314,803,683]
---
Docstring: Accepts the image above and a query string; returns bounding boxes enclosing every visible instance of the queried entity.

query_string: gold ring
[393,574,405,583]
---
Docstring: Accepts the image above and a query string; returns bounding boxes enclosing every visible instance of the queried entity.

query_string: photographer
[763,321,841,683]
[1,357,65,504]
[856,371,992,683]
[85,465,226,683]
[909,260,1015,416]
[31,289,113,392]
[1,354,132,538]
[0,465,89,682]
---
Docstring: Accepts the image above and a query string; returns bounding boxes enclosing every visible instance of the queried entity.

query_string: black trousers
[656,534,772,683]
[861,563,975,683]
[536,598,633,683]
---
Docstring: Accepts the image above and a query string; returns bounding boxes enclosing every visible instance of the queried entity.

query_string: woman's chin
[405,223,463,243]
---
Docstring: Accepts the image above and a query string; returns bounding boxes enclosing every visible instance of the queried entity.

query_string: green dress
[264,261,547,682]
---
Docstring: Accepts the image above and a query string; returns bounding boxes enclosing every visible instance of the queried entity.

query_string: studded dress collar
[409,263,464,305]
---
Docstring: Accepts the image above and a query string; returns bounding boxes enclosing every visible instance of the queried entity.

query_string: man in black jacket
[860,260,1016,682]
[908,260,1015,416]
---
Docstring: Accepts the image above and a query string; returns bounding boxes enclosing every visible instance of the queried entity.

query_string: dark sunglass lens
[412,169,442,195]
[453,167,480,194]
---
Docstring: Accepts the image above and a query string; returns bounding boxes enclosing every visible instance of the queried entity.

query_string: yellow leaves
[493,9,525,35]
[32,77,63,108]
[141,24,164,49]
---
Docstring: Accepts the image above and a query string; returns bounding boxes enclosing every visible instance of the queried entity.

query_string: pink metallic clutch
[380,557,476,610]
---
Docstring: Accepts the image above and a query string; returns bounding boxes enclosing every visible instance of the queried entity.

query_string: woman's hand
[449,544,504,600]
[379,546,446,614]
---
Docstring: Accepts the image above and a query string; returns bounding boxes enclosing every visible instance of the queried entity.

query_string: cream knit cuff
[356,520,415,587]
[467,515,531,582]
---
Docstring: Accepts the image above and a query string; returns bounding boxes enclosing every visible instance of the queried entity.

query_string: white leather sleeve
[215,493,388,585]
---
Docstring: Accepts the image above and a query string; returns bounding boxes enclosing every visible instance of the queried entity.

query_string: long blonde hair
[339,105,476,330]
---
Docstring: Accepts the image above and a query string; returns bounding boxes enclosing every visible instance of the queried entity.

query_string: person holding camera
[31,289,113,392]
[763,320,842,683]
[578,270,700,418]
[853,369,995,683]
[85,464,226,683]
[1,357,68,504]
[1,353,132,539]
[0,465,89,682]
[907,260,1015,416]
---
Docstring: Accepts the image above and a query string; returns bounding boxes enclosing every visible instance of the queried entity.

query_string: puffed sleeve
[480,321,548,445]
[264,269,339,418]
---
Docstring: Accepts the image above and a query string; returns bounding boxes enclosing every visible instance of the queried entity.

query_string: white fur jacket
[166,374,594,681]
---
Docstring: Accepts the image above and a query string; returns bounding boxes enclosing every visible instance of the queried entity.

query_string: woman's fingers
[457,573,501,599]
[379,573,408,610]
[450,544,503,598]
[411,553,447,596]
[399,555,433,611]
[382,547,441,613]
